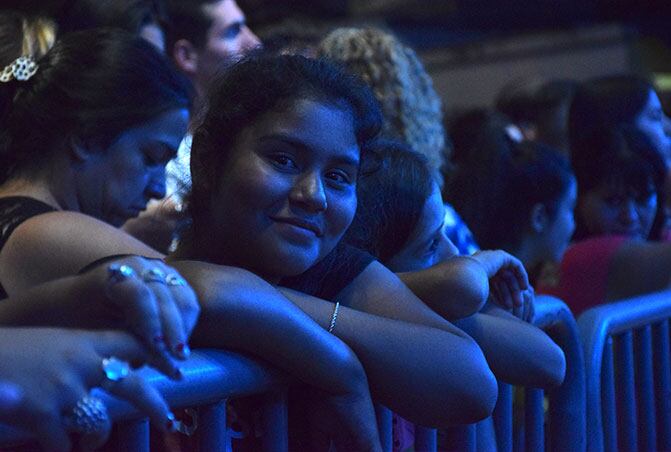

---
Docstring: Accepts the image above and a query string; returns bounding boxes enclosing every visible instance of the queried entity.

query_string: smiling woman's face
[206,98,360,282]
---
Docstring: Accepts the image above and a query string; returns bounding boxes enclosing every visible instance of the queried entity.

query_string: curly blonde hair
[318,27,447,186]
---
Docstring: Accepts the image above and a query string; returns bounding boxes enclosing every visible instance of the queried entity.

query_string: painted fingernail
[167,412,179,432]
[175,343,191,359]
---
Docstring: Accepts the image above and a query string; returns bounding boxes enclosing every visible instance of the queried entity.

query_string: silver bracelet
[327,301,340,333]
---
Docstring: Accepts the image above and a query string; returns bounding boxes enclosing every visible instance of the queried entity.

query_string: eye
[223,23,242,40]
[143,152,161,167]
[269,153,298,170]
[326,170,353,186]
[427,238,440,254]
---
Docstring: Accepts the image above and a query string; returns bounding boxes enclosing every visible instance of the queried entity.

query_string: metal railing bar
[414,426,437,451]
[614,331,637,451]
[493,382,513,452]
[524,388,544,451]
[601,338,617,452]
[634,325,656,450]
[653,320,671,450]
[375,405,393,452]
[260,391,289,452]
[197,401,227,452]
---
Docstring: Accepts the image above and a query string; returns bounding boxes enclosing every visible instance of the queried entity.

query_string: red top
[540,235,628,316]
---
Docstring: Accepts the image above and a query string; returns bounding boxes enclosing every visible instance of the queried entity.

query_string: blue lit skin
[76,108,188,227]
[206,99,360,282]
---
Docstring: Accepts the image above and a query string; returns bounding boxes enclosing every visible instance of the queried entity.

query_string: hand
[0,328,175,452]
[79,256,200,379]
[513,286,535,323]
[122,198,189,253]
[470,250,529,311]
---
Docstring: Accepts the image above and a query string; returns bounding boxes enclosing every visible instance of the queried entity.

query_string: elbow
[436,259,489,319]
[540,342,566,388]
[431,338,498,427]
[453,340,498,424]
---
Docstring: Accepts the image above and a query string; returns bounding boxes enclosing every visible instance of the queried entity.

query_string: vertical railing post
[634,326,657,450]
[653,320,671,450]
[614,331,637,451]
[260,391,288,452]
[601,337,617,452]
[414,426,437,452]
[524,388,544,451]
[375,405,392,452]
[198,400,227,452]
[493,382,513,452]
[109,418,149,452]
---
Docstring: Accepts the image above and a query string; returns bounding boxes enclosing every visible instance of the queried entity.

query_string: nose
[146,170,167,200]
[618,199,639,228]
[290,172,327,212]
[241,26,261,53]
[437,231,460,261]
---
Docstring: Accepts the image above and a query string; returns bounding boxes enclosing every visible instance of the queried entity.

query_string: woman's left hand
[470,250,530,311]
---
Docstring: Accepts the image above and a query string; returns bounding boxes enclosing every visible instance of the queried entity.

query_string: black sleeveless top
[0,197,57,298]
[280,242,375,302]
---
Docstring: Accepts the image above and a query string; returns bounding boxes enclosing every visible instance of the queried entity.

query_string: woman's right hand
[78,256,200,378]
[0,328,175,452]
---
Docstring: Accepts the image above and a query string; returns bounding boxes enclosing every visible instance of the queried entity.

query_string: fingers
[141,268,188,358]
[102,258,195,379]
[103,372,174,433]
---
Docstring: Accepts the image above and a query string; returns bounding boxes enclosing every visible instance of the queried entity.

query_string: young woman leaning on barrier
[169,54,498,449]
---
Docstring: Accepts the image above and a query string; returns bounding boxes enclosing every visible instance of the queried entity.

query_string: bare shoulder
[0,211,161,294]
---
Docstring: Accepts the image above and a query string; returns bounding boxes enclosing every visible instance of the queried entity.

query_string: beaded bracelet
[327,301,340,333]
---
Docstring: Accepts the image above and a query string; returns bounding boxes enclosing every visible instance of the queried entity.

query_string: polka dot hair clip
[0,56,38,83]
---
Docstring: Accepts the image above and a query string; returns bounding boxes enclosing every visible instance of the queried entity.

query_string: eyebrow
[259,134,360,167]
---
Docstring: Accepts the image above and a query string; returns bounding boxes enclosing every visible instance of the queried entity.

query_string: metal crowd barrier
[377,295,585,452]
[0,349,289,451]
[577,290,671,452]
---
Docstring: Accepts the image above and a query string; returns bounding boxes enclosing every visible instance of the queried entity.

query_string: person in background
[496,77,577,156]
[318,26,480,256]
[53,0,168,52]
[550,126,671,314]
[163,0,260,96]
[347,140,565,451]
[445,113,576,284]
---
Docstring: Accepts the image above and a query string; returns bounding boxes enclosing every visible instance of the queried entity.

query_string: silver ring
[101,356,130,387]
[107,264,135,284]
[65,395,111,435]
[141,267,166,284]
[166,274,187,287]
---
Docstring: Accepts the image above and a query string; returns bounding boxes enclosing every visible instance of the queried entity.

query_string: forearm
[397,257,489,320]
[173,261,369,397]
[281,287,497,427]
[455,309,566,388]
[0,274,115,328]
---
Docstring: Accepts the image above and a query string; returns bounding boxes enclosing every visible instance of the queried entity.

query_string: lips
[271,216,324,237]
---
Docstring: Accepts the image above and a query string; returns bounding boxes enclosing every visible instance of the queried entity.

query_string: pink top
[541,235,628,316]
